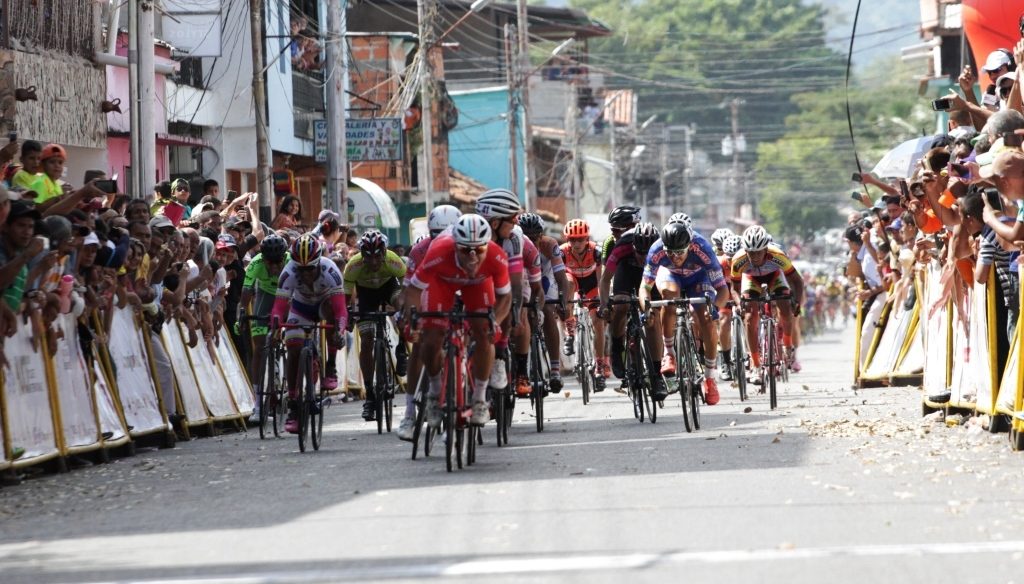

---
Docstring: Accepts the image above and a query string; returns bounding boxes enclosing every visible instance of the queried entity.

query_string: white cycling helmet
[413,233,430,246]
[722,234,742,257]
[741,225,772,252]
[476,188,522,219]
[453,213,492,247]
[667,212,693,230]
[711,228,733,250]
[428,204,462,235]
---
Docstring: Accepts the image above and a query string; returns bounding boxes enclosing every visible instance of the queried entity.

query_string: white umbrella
[870,136,936,179]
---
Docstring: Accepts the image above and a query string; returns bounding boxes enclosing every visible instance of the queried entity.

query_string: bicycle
[274,321,334,452]
[569,298,602,405]
[524,298,563,432]
[491,346,513,446]
[650,296,708,432]
[608,295,662,424]
[352,310,399,435]
[726,301,748,402]
[410,302,495,472]
[742,293,790,410]
[241,315,286,439]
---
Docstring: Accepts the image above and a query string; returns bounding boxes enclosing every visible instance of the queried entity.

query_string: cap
[7,199,40,223]
[224,216,252,231]
[983,50,1013,72]
[39,143,67,162]
[980,149,1024,180]
[872,198,887,210]
[996,72,1017,87]
[171,178,190,192]
[318,209,340,223]
[191,202,213,218]
[83,232,100,246]
[149,214,175,230]
[216,233,238,250]
[42,215,72,242]
[886,218,903,231]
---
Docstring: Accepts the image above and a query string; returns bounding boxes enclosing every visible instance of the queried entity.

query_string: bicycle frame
[609,294,658,423]
[353,310,399,434]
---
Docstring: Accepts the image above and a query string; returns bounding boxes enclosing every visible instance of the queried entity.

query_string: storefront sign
[345,118,403,161]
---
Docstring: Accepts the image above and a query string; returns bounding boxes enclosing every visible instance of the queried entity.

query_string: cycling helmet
[291,233,323,266]
[667,212,693,230]
[608,205,641,228]
[476,188,522,219]
[428,204,462,235]
[722,234,742,257]
[260,234,288,263]
[413,233,430,246]
[710,228,733,250]
[632,222,659,253]
[661,221,693,251]
[453,213,492,247]
[518,212,545,236]
[563,219,590,238]
[741,225,772,252]
[358,229,388,256]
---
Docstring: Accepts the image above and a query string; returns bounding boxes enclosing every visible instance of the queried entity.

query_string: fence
[854,260,1024,451]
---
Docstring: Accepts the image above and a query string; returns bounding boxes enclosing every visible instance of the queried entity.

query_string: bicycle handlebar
[649,297,708,308]
[741,293,792,305]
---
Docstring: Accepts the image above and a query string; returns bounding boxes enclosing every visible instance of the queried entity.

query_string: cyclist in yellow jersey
[343,230,407,422]
[729,226,805,375]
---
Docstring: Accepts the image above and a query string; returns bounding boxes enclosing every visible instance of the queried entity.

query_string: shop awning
[349,177,400,229]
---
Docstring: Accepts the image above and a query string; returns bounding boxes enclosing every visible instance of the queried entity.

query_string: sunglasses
[666,248,689,257]
[457,244,487,255]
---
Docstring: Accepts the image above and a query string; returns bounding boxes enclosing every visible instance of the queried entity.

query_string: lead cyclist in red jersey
[560,219,609,386]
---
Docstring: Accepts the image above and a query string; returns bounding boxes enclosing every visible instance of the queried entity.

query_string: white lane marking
[80,540,1024,583]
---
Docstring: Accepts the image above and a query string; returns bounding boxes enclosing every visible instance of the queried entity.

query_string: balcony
[292,69,324,140]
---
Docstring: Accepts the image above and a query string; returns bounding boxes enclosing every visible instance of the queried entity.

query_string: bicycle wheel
[494,356,508,446]
[444,350,457,472]
[296,351,311,452]
[411,377,426,460]
[258,349,273,440]
[530,335,546,433]
[675,325,693,432]
[578,324,592,406]
[309,354,325,451]
[690,380,702,430]
[637,335,657,424]
[766,321,778,410]
[733,315,748,402]
[374,341,387,435]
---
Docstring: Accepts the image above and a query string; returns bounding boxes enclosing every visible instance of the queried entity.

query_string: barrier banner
[344,331,362,393]
[863,296,912,380]
[182,323,238,419]
[108,307,167,435]
[162,323,211,426]
[949,285,976,409]
[51,314,101,451]
[858,291,888,370]
[893,313,925,377]
[969,279,998,413]
[997,330,1019,414]
[3,320,59,463]
[92,360,127,443]
[922,264,951,396]
[214,328,255,415]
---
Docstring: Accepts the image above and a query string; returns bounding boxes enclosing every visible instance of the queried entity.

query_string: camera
[932,97,953,111]
[860,219,873,230]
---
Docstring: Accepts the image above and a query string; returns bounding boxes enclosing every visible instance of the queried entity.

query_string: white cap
[996,71,1016,86]
[83,232,100,246]
[983,50,1012,72]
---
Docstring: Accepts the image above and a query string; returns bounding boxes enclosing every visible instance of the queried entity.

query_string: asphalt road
[1,324,1023,584]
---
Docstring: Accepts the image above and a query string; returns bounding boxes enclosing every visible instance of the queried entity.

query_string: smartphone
[932,97,953,111]
[897,179,910,200]
[94,179,118,194]
[850,191,863,201]
[8,132,16,143]
[984,187,1004,212]
[851,172,862,183]
[228,190,238,199]
[948,163,970,177]
[983,92,999,107]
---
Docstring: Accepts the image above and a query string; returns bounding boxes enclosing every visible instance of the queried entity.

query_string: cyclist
[271,234,349,434]
[730,225,805,377]
[474,189,525,394]
[640,221,729,405]
[406,214,513,428]
[518,213,569,392]
[238,233,289,420]
[511,225,544,397]
[717,234,743,380]
[344,230,407,422]
[400,204,461,440]
[710,228,733,256]
[560,219,609,388]
[599,221,668,400]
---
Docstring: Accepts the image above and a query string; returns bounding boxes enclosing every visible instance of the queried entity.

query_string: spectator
[0,200,43,311]
[271,195,302,231]
[150,181,174,215]
[202,179,220,201]
[9,140,42,191]
[28,144,69,207]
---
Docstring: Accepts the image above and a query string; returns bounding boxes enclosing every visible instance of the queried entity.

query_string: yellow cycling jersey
[729,245,795,281]
[343,250,407,294]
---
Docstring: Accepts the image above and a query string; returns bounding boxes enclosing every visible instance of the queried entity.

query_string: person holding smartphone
[981,149,1024,247]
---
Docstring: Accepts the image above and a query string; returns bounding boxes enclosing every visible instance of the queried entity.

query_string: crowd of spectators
[0,141,374,426]
[846,42,1024,376]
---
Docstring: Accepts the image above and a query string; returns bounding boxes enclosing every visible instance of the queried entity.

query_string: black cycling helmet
[632,222,659,254]
[260,234,287,263]
[517,212,545,236]
[661,221,693,251]
[608,205,641,229]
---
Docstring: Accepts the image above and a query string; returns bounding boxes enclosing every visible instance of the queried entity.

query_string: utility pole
[516,0,534,211]
[505,24,519,198]
[727,98,745,218]
[128,0,140,197]
[566,83,580,218]
[248,0,274,223]
[659,124,668,226]
[609,121,617,210]
[325,0,348,215]
[417,0,436,213]
[138,1,155,191]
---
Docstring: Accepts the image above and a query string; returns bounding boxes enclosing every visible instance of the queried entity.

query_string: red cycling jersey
[411,234,511,328]
[403,235,433,286]
[560,241,600,279]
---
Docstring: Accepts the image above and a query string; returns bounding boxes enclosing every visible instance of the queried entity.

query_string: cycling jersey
[606,231,660,300]
[729,246,795,280]
[343,250,407,294]
[502,227,525,278]
[561,241,601,279]
[404,235,435,286]
[522,235,542,284]
[642,234,725,290]
[244,252,290,295]
[601,234,616,266]
[411,234,511,329]
[533,235,565,301]
[271,256,348,343]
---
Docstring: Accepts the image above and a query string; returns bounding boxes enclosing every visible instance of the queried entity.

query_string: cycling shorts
[421,279,495,330]
[741,271,790,298]
[572,272,598,296]
[284,299,334,346]
[612,261,661,301]
[354,279,400,333]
